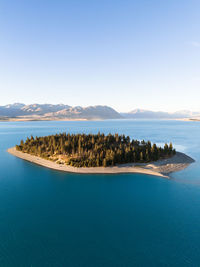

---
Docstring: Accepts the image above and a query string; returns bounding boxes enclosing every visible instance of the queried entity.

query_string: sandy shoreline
[7,147,195,178]
[0,117,88,122]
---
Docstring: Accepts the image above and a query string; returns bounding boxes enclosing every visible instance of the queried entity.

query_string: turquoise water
[1,120,200,266]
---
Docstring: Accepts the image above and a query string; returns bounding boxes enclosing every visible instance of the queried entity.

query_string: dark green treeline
[16,133,176,167]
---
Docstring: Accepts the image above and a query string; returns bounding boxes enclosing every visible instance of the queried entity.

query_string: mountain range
[0,103,199,121]
[0,103,121,120]
[121,109,200,119]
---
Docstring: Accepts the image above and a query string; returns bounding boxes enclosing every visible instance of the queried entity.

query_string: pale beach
[8,147,195,178]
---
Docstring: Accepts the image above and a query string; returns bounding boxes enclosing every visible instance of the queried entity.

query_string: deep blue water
[1,120,200,266]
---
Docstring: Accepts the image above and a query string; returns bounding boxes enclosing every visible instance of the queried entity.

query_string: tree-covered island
[16,133,176,167]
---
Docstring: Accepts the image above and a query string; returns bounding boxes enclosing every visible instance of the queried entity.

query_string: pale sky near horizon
[0,0,200,112]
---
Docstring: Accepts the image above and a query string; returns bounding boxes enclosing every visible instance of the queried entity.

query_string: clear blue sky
[0,0,200,112]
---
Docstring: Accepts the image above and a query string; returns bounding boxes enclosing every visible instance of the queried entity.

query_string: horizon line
[0,102,199,114]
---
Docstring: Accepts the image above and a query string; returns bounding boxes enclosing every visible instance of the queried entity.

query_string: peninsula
[8,133,194,178]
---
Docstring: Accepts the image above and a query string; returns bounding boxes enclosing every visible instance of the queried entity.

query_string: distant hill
[1,104,199,121]
[121,109,200,119]
[0,103,122,120]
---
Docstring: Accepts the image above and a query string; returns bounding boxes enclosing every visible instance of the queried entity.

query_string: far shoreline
[1,117,200,122]
[7,147,195,178]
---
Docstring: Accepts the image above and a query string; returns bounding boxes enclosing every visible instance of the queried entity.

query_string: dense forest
[16,133,176,167]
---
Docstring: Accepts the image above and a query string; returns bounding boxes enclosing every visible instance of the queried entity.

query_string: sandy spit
[7,147,195,178]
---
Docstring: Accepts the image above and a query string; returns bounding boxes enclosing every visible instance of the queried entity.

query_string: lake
[0,120,200,266]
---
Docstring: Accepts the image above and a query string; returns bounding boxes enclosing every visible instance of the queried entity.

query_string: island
[8,133,194,178]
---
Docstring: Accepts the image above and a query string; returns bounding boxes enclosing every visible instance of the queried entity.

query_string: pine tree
[169,142,173,154]
[16,133,176,167]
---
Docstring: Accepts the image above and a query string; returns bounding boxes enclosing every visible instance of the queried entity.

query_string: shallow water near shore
[1,119,200,266]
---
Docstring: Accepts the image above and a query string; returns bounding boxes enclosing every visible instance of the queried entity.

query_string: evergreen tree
[16,133,175,167]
